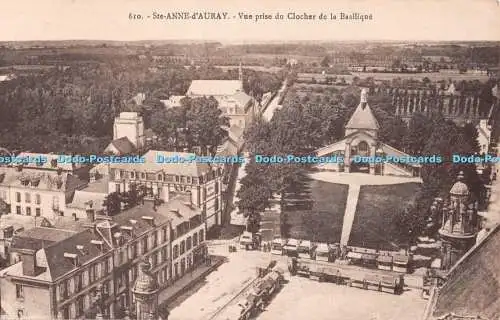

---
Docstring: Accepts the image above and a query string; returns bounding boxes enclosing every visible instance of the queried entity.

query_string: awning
[393,254,409,264]
[377,255,393,263]
[347,252,363,259]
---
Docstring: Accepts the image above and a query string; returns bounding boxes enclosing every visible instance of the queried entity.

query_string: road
[167,245,280,320]
[262,80,287,121]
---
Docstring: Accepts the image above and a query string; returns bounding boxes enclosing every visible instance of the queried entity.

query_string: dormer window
[158,174,163,181]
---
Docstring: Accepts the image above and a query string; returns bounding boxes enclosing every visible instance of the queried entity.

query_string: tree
[403,113,433,154]
[236,175,272,233]
[103,192,121,216]
[320,56,331,68]
[462,122,480,154]
[184,96,229,154]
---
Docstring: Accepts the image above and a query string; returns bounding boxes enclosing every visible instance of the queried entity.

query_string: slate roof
[0,167,87,192]
[106,137,136,155]
[187,80,243,97]
[231,91,252,109]
[16,152,78,171]
[110,150,212,177]
[10,227,77,252]
[67,190,107,210]
[431,224,500,319]
[38,228,112,281]
[345,101,380,131]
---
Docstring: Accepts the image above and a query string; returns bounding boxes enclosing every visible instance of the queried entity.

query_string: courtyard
[259,275,427,320]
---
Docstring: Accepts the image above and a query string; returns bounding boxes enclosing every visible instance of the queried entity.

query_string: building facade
[0,199,208,320]
[106,150,224,231]
[315,89,421,177]
[113,112,145,150]
[0,164,87,219]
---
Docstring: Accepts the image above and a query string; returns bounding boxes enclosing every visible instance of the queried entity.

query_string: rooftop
[10,227,77,252]
[67,190,107,210]
[187,80,243,97]
[345,90,379,131]
[0,167,87,192]
[430,224,500,319]
[109,150,212,177]
[106,137,136,155]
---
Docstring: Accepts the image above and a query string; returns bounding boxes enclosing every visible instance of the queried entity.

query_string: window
[89,265,95,282]
[180,241,185,255]
[187,177,191,184]
[52,196,59,209]
[16,192,21,203]
[141,173,146,179]
[77,296,84,316]
[151,254,157,267]
[193,233,198,247]
[24,193,30,203]
[17,309,23,319]
[199,230,204,242]
[142,237,148,253]
[35,208,41,216]
[186,237,192,251]
[115,184,121,193]
[153,232,158,247]
[35,194,41,205]
[131,242,137,259]
[15,284,23,299]
[163,228,168,242]
[16,206,21,215]
[59,281,68,299]
[158,174,163,181]
[162,247,168,262]
[131,171,135,179]
[26,207,31,216]
[173,245,179,259]
[75,273,82,291]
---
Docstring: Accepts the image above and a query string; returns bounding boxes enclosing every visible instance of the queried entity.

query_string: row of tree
[237,83,487,243]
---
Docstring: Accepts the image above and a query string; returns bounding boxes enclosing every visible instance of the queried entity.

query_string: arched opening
[350,141,370,173]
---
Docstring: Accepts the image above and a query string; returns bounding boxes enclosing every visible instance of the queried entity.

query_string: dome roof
[449,171,469,196]
[133,259,158,293]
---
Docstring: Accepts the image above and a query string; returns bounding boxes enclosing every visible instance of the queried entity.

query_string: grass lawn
[348,182,422,251]
[283,177,348,243]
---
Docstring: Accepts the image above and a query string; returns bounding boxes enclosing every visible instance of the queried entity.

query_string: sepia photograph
[0,0,499,319]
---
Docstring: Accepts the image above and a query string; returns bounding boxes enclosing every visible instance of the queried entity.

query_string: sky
[0,0,499,42]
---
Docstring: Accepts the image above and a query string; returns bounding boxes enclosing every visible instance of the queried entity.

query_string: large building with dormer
[315,89,421,177]
[185,65,256,130]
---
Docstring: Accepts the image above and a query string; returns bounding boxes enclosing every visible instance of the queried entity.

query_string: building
[106,150,224,231]
[104,137,137,156]
[423,223,500,320]
[185,65,256,130]
[315,89,421,177]
[437,172,479,270]
[0,165,87,219]
[0,199,207,320]
[113,112,145,150]
[160,96,185,109]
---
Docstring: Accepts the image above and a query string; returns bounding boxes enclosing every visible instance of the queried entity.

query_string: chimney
[142,216,155,226]
[63,252,79,267]
[91,239,104,252]
[129,219,137,225]
[120,225,133,236]
[20,250,38,277]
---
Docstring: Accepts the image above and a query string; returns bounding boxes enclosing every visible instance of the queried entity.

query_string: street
[167,245,427,320]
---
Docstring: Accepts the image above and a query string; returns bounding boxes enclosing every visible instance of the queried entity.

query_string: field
[282,177,348,243]
[215,65,283,73]
[348,183,422,251]
[298,71,490,83]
